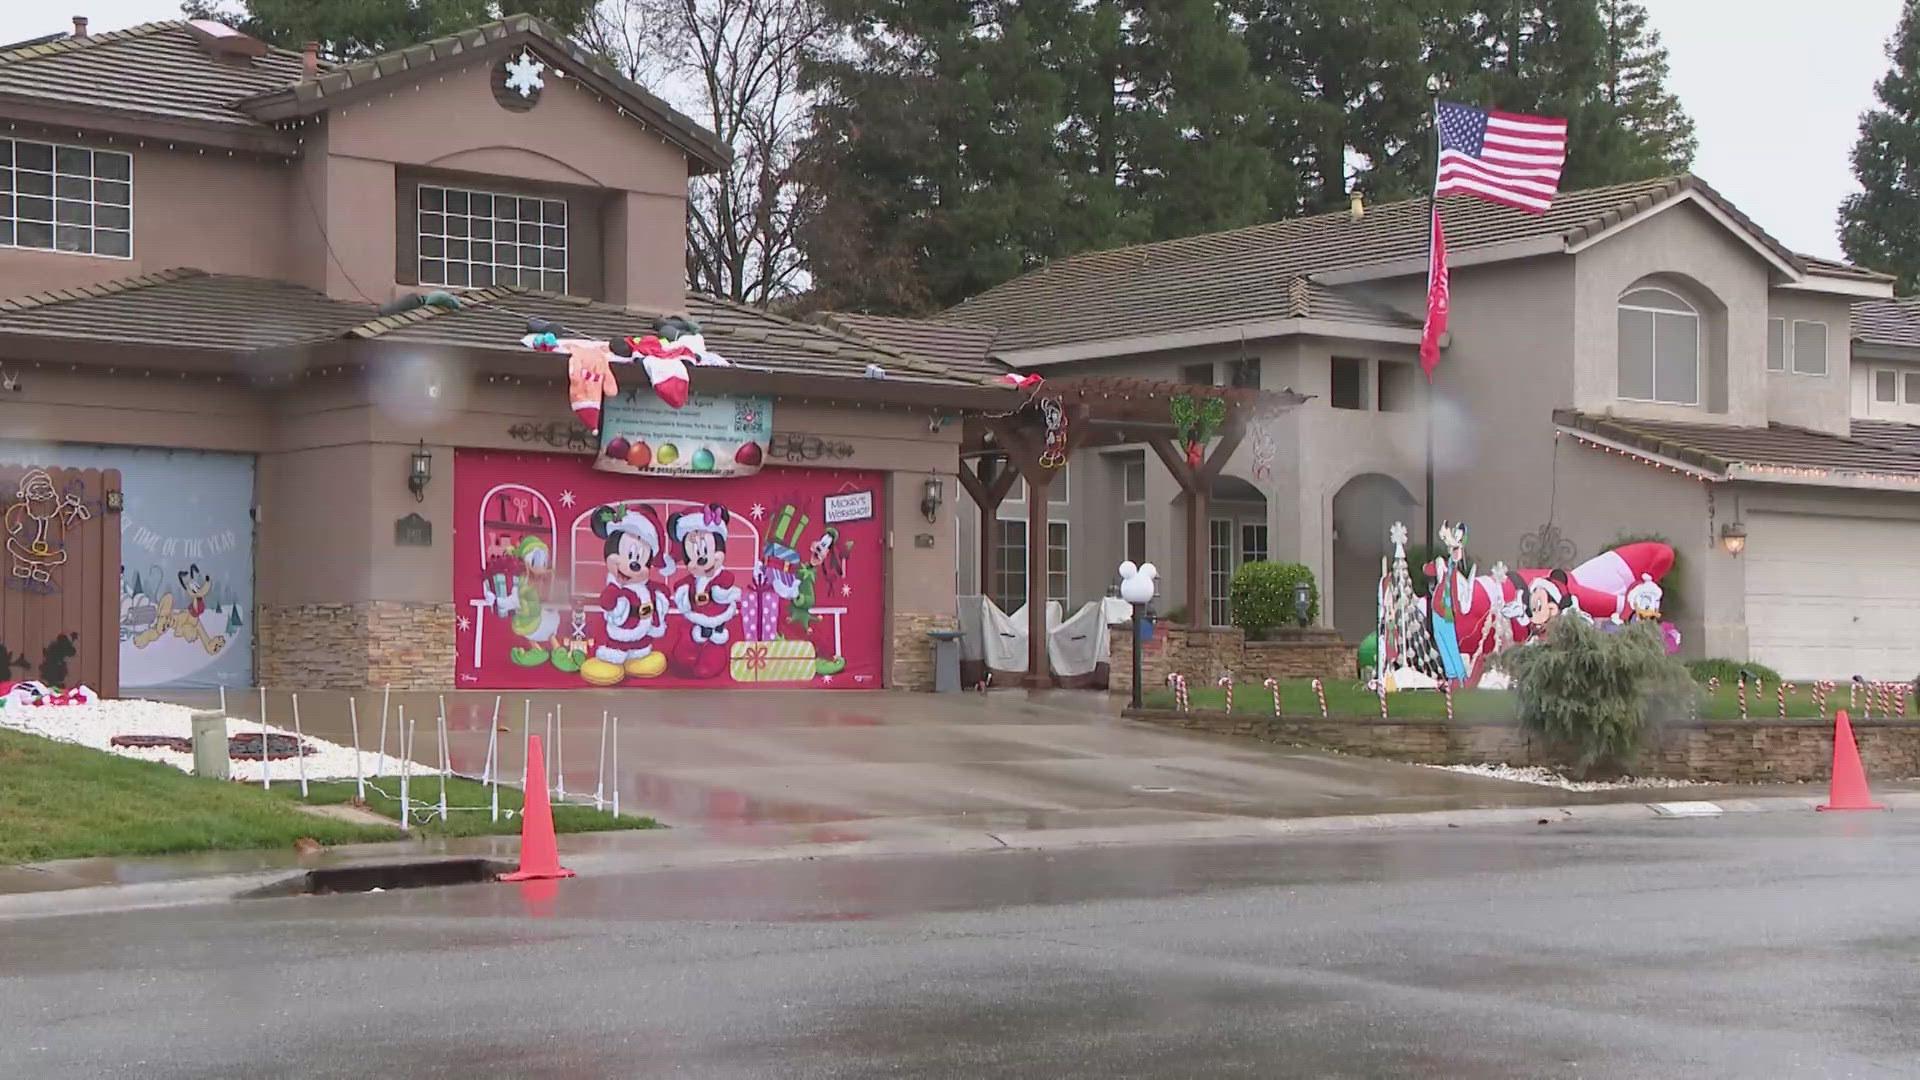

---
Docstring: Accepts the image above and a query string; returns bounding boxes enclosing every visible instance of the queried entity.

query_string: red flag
[1420,207,1448,380]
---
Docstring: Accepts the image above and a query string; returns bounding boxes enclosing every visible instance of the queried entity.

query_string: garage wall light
[921,476,945,523]
[1719,520,1747,556]
[408,441,433,503]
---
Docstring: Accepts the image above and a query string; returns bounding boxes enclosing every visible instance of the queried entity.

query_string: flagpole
[1425,81,1442,554]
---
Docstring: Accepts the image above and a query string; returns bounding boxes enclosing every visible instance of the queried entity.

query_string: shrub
[1686,658,1781,685]
[1230,561,1319,631]
[1499,619,1695,778]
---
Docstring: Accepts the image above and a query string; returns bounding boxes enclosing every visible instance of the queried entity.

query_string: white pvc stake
[219,686,227,716]
[521,699,532,792]
[291,692,309,797]
[398,706,410,833]
[555,702,565,801]
[611,713,620,818]
[595,709,609,811]
[488,721,500,823]
[375,685,391,778]
[545,710,554,794]
[436,696,450,822]
[258,686,271,790]
[349,695,365,803]
[483,696,502,784]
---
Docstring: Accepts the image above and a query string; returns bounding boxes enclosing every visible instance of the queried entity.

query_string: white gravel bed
[1428,762,1706,792]
[0,698,436,782]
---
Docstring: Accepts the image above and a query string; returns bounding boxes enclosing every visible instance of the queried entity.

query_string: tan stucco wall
[1852,350,1920,423]
[0,143,290,297]
[1764,290,1853,435]
[1571,200,1775,426]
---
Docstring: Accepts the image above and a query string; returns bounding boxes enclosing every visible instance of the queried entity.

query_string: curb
[3,790,1910,922]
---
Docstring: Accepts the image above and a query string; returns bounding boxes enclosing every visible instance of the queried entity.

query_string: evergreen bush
[1230,561,1318,632]
[1499,619,1695,778]
[1686,657,1780,685]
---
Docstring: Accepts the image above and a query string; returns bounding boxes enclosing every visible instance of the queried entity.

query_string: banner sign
[456,449,884,691]
[595,391,773,478]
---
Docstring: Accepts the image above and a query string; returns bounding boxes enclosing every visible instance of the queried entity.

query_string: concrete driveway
[168,688,1604,836]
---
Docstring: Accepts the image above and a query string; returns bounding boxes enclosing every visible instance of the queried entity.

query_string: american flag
[1434,101,1567,214]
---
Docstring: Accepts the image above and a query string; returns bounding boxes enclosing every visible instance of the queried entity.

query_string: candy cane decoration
[1261,677,1281,717]
[1851,679,1861,715]
[1377,679,1389,720]
[1166,673,1189,713]
[1813,680,1833,717]
[1737,676,1747,720]
[1778,682,1792,720]
[1218,672,1234,713]
[1898,684,1910,719]
[1707,676,1719,696]
[1312,678,1329,719]
[1442,681,1455,722]
[1877,682,1892,719]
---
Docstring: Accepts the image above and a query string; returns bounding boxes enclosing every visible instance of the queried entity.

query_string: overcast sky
[0,1,1907,260]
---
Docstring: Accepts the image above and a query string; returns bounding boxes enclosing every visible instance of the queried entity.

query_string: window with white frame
[1767,318,1786,372]
[418,184,567,291]
[1046,520,1068,603]
[1617,286,1700,405]
[1241,522,1269,564]
[1001,467,1069,507]
[1791,320,1828,376]
[1875,369,1898,404]
[992,519,1027,614]
[1122,457,1146,504]
[1208,518,1234,626]
[1,138,132,257]
[1907,372,1920,405]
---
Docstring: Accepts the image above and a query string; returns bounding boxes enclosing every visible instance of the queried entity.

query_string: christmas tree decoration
[1374,522,1445,691]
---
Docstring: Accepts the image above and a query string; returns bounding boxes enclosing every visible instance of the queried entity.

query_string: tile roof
[1556,410,1920,479]
[947,175,1874,352]
[1800,253,1894,283]
[812,313,1008,381]
[0,21,309,128]
[0,269,1004,390]
[1849,419,1920,457]
[0,268,372,350]
[1853,297,1920,351]
[235,15,729,171]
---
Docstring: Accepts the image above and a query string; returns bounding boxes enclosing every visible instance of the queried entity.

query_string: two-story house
[846,176,1920,681]
[0,15,1012,695]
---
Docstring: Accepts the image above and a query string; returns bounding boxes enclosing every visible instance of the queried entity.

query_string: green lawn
[1140,678,1879,722]
[0,728,400,864]
[277,776,660,839]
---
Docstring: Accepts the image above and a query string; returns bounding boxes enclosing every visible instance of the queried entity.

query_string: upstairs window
[1617,287,1699,405]
[1791,320,1829,376]
[1,138,132,257]
[1180,362,1215,386]
[1767,318,1786,372]
[1331,356,1368,410]
[418,184,567,291]
[1228,357,1261,389]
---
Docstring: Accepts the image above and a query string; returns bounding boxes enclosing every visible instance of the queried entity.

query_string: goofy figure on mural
[583,504,673,686]
[667,504,741,679]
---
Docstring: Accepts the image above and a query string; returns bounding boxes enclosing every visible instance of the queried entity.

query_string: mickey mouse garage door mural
[455,448,884,690]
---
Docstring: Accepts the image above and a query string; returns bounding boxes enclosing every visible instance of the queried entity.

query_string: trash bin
[927,629,963,693]
[190,708,228,780]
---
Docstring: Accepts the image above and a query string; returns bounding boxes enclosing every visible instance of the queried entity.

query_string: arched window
[1617,286,1700,405]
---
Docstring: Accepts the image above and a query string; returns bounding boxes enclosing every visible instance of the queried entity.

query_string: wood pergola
[956,377,1309,686]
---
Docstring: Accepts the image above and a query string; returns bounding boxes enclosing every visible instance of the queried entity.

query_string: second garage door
[1746,511,1920,680]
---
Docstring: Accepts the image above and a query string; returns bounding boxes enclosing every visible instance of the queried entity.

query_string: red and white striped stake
[1312,679,1329,718]
[1778,682,1792,720]
[1166,673,1189,712]
[1877,682,1892,718]
[1263,677,1281,718]
[1217,672,1234,712]
[1737,676,1747,720]
[1898,684,1910,719]
[1442,682,1455,722]
[1707,676,1719,696]
[1813,681,1833,717]
[1851,681,1860,715]
[1377,680,1388,720]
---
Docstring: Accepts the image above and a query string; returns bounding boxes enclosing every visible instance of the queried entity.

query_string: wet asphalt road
[7,813,1920,1079]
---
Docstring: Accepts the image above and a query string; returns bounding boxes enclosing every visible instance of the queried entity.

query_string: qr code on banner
[734,400,762,431]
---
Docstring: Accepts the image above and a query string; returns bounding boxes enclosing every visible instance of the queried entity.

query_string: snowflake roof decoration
[504,50,546,99]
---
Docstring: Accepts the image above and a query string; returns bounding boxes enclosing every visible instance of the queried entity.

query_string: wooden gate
[0,465,120,697]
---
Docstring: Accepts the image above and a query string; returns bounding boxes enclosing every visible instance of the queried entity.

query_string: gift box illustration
[740,566,798,642]
[761,504,808,575]
[729,638,818,682]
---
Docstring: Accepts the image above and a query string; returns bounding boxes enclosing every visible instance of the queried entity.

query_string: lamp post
[1119,560,1158,710]
[1293,580,1312,628]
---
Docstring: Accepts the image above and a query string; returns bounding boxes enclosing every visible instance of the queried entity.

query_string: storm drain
[239,859,512,898]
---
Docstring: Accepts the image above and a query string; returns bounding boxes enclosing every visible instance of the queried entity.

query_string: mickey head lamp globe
[1118,560,1158,606]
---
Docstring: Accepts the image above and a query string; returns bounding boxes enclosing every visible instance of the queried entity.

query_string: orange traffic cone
[1817,710,1886,812]
[502,734,576,880]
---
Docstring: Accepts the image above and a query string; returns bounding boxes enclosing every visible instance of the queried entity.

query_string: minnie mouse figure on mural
[582,504,673,687]
[667,504,741,679]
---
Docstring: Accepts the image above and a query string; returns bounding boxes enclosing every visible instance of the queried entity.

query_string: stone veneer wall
[1129,710,1920,784]
[1108,624,1358,697]
[258,601,456,690]
[891,612,958,691]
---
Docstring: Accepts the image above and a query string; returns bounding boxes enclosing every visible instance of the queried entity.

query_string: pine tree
[177,0,599,59]
[1597,0,1695,173]
[1840,0,1920,295]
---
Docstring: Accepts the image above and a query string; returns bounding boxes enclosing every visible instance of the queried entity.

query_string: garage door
[1746,511,1920,680]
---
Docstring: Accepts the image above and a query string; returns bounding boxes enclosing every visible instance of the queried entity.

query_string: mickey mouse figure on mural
[582,504,673,686]
[667,504,741,679]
